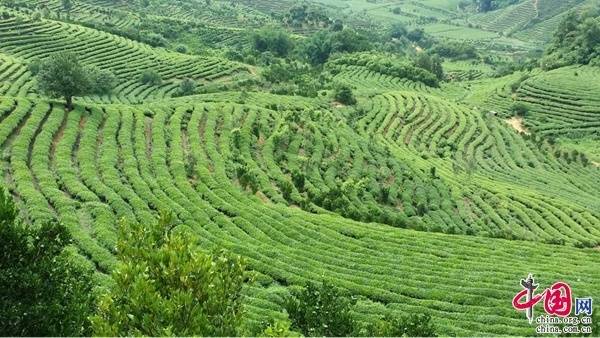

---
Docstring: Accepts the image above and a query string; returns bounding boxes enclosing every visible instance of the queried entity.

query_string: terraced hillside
[470,0,597,42]
[1,94,599,335]
[0,14,250,103]
[483,66,600,136]
[1,1,600,336]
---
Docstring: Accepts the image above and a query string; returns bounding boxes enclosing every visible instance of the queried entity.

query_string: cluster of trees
[34,52,116,109]
[460,0,519,13]
[388,23,429,46]
[300,29,372,66]
[0,186,439,336]
[489,55,540,77]
[541,7,600,69]
[251,28,295,58]
[430,41,477,60]
[32,53,200,105]
[261,60,326,97]
[247,27,373,97]
[284,280,437,337]
[0,188,249,336]
[329,52,441,87]
[281,4,331,29]
[250,27,372,66]
[0,188,95,336]
[245,15,454,96]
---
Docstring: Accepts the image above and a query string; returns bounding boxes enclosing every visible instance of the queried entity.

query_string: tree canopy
[285,280,356,337]
[91,213,248,336]
[37,52,116,109]
[251,28,295,58]
[0,187,95,336]
[284,280,437,337]
[542,7,600,69]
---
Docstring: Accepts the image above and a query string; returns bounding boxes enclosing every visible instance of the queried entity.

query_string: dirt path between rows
[505,116,530,135]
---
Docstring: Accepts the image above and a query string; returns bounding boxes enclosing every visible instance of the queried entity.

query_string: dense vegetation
[0,0,599,336]
[541,7,600,69]
[91,213,248,336]
[0,188,95,336]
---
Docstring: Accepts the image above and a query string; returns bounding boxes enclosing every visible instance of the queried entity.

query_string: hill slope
[0,1,599,336]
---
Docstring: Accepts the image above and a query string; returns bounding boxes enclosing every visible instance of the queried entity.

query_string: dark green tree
[87,66,117,96]
[61,0,72,11]
[478,0,493,12]
[27,58,42,75]
[510,102,530,117]
[91,213,248,336]
[300,31,333,65]
[177,78,196,96]
[139,69,162,85]
[251,28,294,58]
[430,55,444,80]
[331,29,372,54]
[331,19,344,31]
[334,85,357,105]
[406,28,425,42]
[390,23,408,39]
[0,187,95,336]
[415,53,444,81]
[37,52,90,109]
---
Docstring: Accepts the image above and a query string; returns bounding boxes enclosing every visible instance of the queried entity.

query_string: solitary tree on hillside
[37,52,115,110]
[334,85,356,105]
[37,53,88,110]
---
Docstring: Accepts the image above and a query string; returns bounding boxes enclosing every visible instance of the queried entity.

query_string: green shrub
[285,280,356,337]
[261,319,302,337]
[27,58,42,75]
[139,69,162,85]
[175,44,188,53]
[510,102,530,117]
[354,313,437,337]
[334,85,357,105]
[87,66,117,95]
[175,78,196,97]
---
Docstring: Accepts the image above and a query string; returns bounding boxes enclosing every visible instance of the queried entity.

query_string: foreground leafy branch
[91,213,248,336]
[0,187,95,336]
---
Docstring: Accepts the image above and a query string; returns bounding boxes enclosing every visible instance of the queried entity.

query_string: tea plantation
[0,0,599,336]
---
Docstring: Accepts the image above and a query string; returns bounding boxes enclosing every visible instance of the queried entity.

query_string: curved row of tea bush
[0,15,249,103]
[0,95,599,335]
